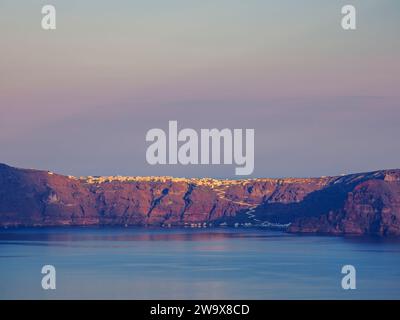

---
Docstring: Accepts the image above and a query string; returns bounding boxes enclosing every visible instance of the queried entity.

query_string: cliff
[1,163,400,236]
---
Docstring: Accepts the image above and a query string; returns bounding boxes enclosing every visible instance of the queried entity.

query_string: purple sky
[1,0,399,178]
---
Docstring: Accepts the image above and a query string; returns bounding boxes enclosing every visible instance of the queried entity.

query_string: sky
[1,0,399,178]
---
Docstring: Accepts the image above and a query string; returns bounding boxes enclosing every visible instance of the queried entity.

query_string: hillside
[1,163,399,236]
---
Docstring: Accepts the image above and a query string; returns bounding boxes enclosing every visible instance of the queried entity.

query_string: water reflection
[0,227,287,242]
[1,227,400,299]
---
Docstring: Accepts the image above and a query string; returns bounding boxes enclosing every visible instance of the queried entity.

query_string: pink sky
[1,0,399,177]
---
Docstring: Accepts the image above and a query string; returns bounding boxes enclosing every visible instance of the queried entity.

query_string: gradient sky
[1,0,399,178]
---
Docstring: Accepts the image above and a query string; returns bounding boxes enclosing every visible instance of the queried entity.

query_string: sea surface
[0,227,400,299]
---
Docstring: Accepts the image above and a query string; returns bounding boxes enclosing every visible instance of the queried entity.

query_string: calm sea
[0,227,399,299]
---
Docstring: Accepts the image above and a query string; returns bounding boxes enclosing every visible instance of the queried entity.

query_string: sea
[1,227,399,299]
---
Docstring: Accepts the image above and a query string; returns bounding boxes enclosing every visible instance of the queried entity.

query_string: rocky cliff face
[288,172,400,236]
[1,163,400,236]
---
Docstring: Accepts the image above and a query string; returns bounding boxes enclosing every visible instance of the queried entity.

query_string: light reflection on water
[0,227,400,299]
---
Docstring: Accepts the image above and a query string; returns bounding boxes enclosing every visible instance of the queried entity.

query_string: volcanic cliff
[0,163,399,236]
